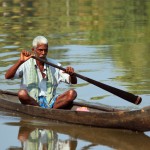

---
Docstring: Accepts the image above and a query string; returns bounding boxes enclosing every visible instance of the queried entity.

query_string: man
[5,36,77,109]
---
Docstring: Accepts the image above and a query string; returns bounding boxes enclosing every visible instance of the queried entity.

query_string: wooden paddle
[32,56,142,105]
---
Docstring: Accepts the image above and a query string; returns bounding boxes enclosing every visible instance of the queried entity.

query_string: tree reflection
[0,0,149,96]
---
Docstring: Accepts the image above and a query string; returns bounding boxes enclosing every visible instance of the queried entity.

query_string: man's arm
[5,50,32,79]
[5,59,23,79]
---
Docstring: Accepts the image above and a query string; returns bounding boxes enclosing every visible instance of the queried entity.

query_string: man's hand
[19,50,33,63]
[65,66,77,84]
[65,66,75,76]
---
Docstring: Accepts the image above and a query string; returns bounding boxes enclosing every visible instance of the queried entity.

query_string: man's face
[35,44,48,59]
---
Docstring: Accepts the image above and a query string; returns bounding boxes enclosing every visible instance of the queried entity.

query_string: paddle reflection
[17,126,77,150]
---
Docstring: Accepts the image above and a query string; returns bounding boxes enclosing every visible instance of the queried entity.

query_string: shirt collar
[33,59,47,70]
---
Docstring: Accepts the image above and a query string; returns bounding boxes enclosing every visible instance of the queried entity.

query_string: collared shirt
[13,58,70,97]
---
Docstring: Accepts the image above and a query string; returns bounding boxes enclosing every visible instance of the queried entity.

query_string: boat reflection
[6,119,150,150]
[11,125,77,150]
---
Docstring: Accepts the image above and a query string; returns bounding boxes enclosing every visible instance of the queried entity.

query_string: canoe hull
[0,90,150,132]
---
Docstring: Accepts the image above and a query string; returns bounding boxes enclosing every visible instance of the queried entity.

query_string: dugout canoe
[0,90,150,132]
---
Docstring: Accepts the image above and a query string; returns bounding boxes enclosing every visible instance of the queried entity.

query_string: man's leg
[53,89,77,109]
[18,89,39,106]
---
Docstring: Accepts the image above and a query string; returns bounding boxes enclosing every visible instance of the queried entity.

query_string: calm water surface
[0,0,150,149]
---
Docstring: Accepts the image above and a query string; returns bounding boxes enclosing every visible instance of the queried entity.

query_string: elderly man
[5,36,77,109]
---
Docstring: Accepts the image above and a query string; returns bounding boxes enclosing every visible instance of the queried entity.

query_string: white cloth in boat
[13,58,70,102]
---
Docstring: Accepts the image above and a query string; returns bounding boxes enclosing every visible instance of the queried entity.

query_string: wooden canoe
[0,90,150,132]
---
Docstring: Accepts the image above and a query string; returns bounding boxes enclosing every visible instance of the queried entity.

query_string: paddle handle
[32,56,142,105]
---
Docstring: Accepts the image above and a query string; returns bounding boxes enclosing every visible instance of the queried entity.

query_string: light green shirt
[14,58,70,102]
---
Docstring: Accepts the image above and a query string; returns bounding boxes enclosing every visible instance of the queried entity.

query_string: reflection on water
[3,117,150,150]
[0,0,149,105]
[17,126,77,150]
[0,0,150,150]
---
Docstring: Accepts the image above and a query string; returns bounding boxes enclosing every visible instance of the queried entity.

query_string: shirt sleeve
[59,69,70,84]
[47,58,71,84]
[13,64,23,79]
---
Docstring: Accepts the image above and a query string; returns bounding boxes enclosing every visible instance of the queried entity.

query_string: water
[1,110,150,150]
[0,0,150,149]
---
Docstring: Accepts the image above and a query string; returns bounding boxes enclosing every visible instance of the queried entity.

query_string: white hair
[32,36,48,48]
